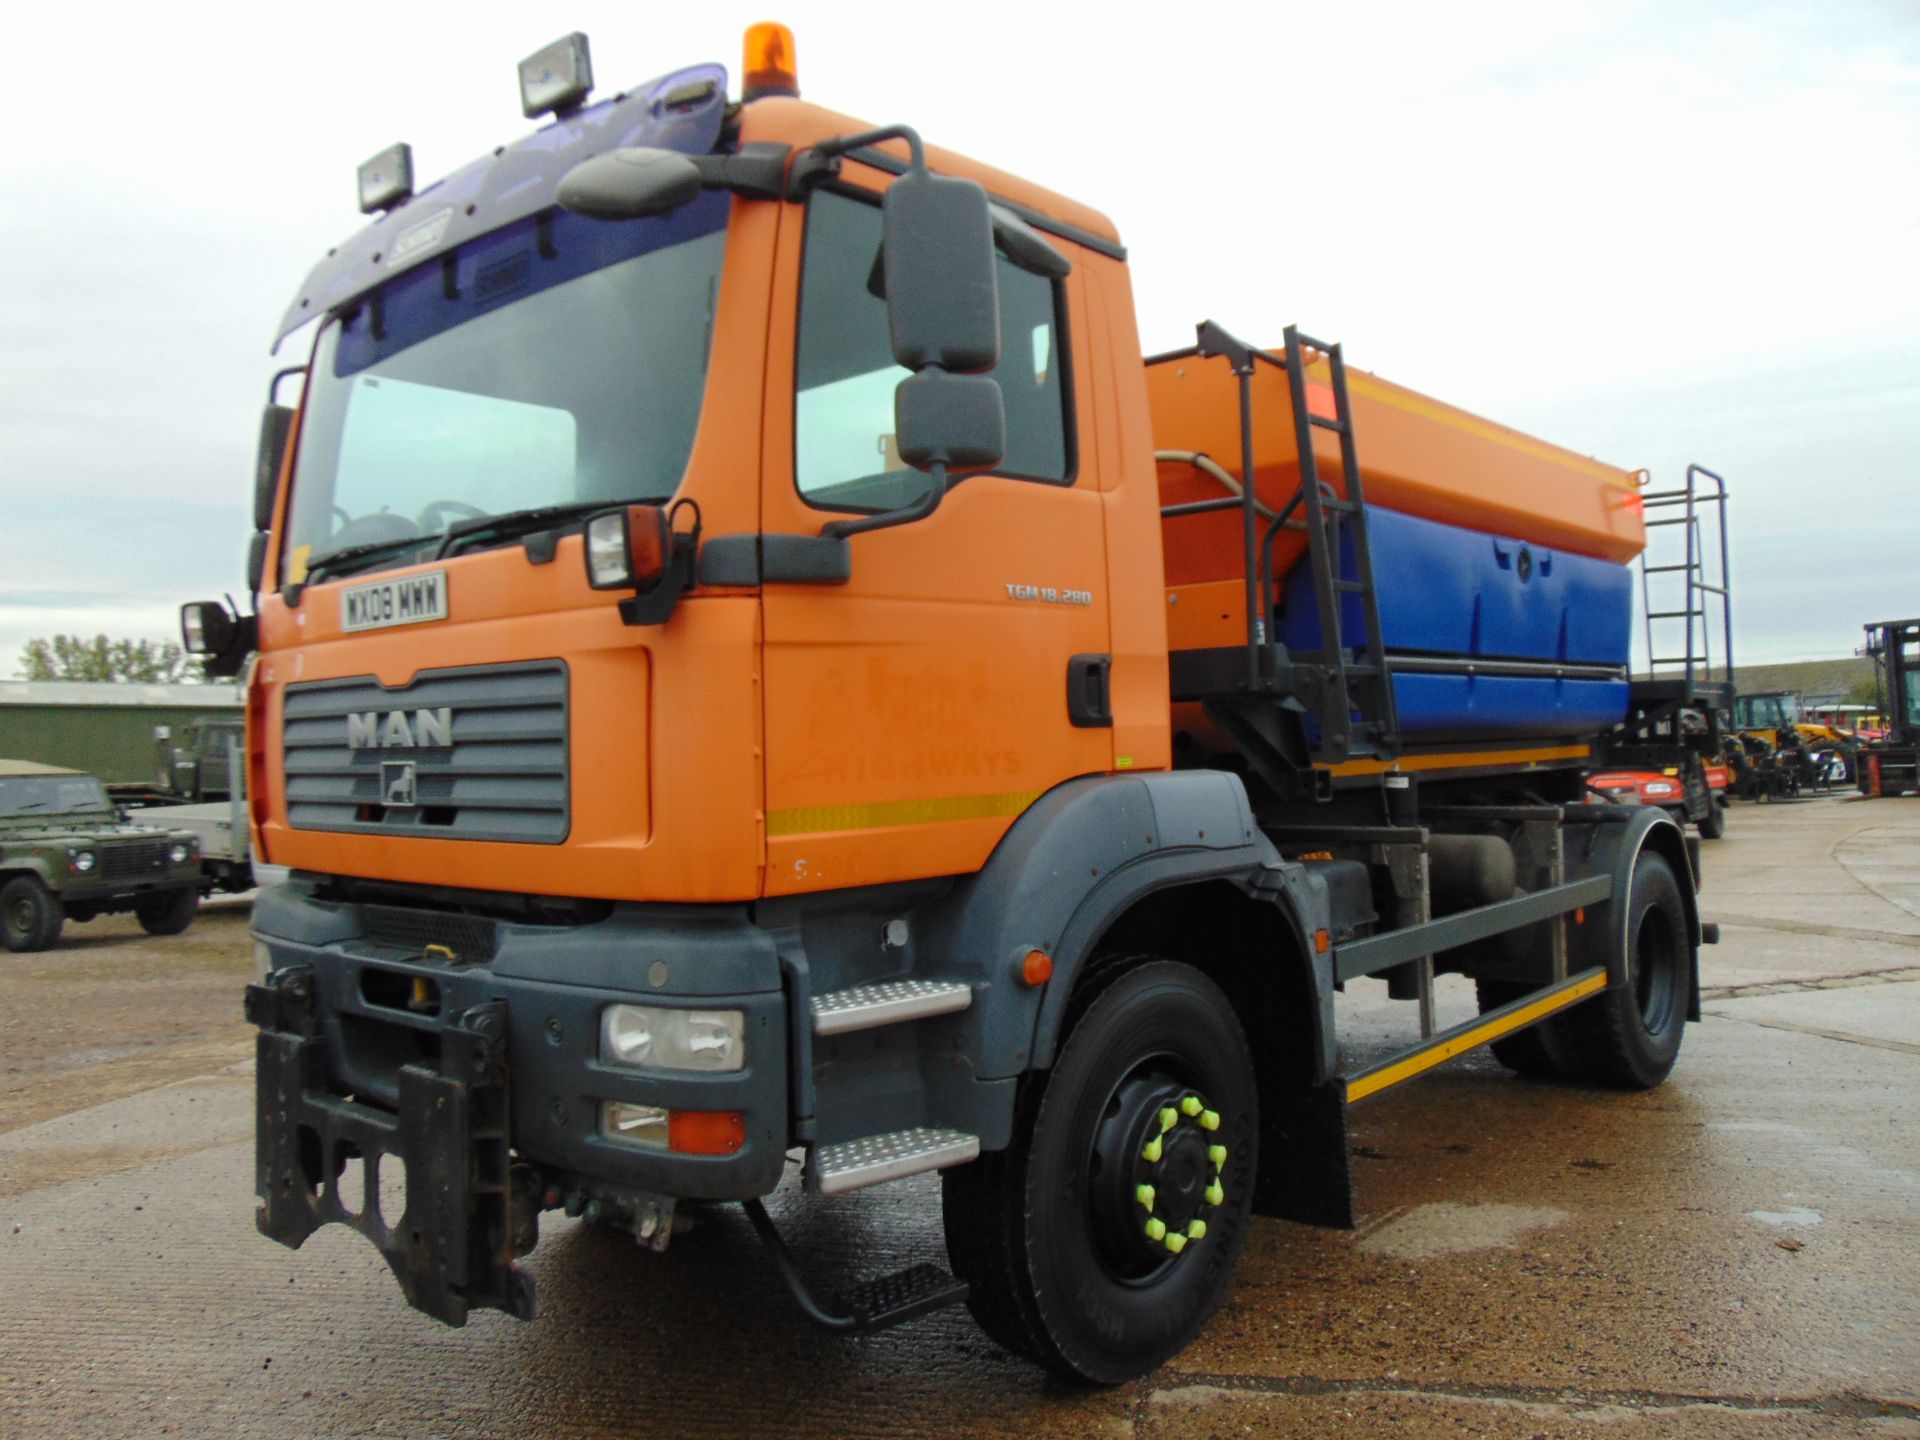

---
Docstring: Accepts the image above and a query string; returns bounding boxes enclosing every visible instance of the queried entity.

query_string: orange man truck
[186,25,1713,1384]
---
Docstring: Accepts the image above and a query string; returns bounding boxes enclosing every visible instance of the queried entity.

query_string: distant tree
[17,634,205,684]
[1845,674,1882,708]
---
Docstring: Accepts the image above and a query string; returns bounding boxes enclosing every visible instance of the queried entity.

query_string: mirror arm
[789,123,926,199]
[689,143,791,201]
[821,463,948,540]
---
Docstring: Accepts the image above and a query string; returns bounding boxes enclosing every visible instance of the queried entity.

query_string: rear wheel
[1,875,65,952]
[135,886,199,936]
[942,957,1258,1384]
[1557,853,1690,1089]
[1697,798,1726,841]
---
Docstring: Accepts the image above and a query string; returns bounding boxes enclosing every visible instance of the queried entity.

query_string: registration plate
[340,570,449,633]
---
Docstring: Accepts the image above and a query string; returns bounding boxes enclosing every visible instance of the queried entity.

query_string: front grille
[282,661,569,845]
[99,841,169,880]
[362,905,500,962]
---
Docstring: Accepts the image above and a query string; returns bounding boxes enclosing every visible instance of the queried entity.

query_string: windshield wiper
[435,501,612,559]
[305,536,439,585]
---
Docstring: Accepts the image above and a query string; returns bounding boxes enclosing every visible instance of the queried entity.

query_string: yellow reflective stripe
[1343,969,1608,1103]
[766,789,1041,838]
[1324,742,1592,778]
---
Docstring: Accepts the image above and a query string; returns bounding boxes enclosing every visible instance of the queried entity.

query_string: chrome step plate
[810,1127,981,1196]
[810,979,972,1036]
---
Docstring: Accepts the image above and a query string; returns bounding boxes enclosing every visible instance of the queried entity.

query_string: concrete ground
[2,797,1916,1438]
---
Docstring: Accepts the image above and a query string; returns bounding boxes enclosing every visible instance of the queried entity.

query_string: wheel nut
[1145,1217,1167,1241]
[1158,1107,1178,1133]
[1200,1109,1221,1131]
[1205,1181,1224,1206]
[1187,1219,1207,1241]
[1165,1232,1187,1254]
[1141,1136,1163,1163]
[1180,1095,1203,1117]
[1135,1184,1155,1210]
[1209,1144,1228,1168]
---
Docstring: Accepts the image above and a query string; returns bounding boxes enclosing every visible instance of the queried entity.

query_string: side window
[794,187,1072,512]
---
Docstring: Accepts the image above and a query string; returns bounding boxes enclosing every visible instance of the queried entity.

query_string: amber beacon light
[742,21,799,101]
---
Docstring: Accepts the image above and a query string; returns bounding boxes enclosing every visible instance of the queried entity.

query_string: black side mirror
[882,167,1000,373]
[246,532,268,596]
[895,370,1005,472]
[181,600,257,680]
[256,404,293,532]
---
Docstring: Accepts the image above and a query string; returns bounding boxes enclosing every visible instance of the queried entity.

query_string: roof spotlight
[356,143,414,215]
[519,32,594,118]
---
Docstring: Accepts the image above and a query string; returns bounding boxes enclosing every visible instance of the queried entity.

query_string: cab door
[757,177,1113,896]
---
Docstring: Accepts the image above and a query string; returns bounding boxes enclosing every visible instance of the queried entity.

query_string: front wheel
[2,875,65,952]
[942,957,1259,1384]
[1697,798,1726,841]
[1558,853,1690,1089]
[135,887,199,936]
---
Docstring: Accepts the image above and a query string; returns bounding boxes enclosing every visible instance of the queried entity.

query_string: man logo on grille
[348,707,452,750]
[381,760,419,808]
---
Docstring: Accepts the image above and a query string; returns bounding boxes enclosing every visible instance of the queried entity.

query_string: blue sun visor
[277,63,728,346]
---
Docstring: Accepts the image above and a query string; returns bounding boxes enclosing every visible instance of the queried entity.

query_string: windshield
[283,194,729,582]
[0,775,112,818]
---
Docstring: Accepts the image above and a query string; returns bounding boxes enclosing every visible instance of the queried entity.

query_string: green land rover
[0,760,204,952]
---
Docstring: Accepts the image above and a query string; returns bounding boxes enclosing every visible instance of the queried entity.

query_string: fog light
[356,142,414,215]
[602,1101,669,1148]
[600,1004,744,1072]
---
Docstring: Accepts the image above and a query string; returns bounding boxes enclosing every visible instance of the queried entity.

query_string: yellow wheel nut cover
[1205,1181,1224,1206]
[1187,1219,1207,1241]
[1180,1094,1203,1117]
[1200,1109,1221,1131]
[1208,1144,1228,1168]
[1135,1183,1155,1210]
[1145,1217,1167,1241]
[1141,1136,1163,1164]
[1165,1232,1187,1254]
[1158,1107,1178,1133]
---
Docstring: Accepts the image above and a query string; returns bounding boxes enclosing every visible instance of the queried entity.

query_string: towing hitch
[246,967,536,1326]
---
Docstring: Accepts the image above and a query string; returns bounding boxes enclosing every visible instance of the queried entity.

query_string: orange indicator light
[669,1110,746,1155]
[1020,949,1054,986]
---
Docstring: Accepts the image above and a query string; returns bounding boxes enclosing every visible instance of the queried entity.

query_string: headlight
[600,1004,745,1072]
[67,848,96,874]
[169,843,192,864]
[1642,781,1678,798]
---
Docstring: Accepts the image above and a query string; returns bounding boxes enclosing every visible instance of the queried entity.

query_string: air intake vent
[282,661,568,845]
[362,905,500,962]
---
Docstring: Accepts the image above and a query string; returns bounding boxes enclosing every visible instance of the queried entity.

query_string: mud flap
[1253,1079,1354,1229]
[246,967,535,1326]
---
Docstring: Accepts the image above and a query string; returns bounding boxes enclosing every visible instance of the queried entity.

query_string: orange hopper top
[1146,349,1645,595]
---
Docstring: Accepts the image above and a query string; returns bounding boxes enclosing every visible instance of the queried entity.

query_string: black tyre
[1475,979,1569,1077]
[1557,853,1690,1089]
[135,886,199,937]
[2,875,65,953]
[1697,798,1726,841]
[941,957,1258,1384]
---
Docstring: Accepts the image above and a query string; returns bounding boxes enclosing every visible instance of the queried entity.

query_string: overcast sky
[2,1,1913,677]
